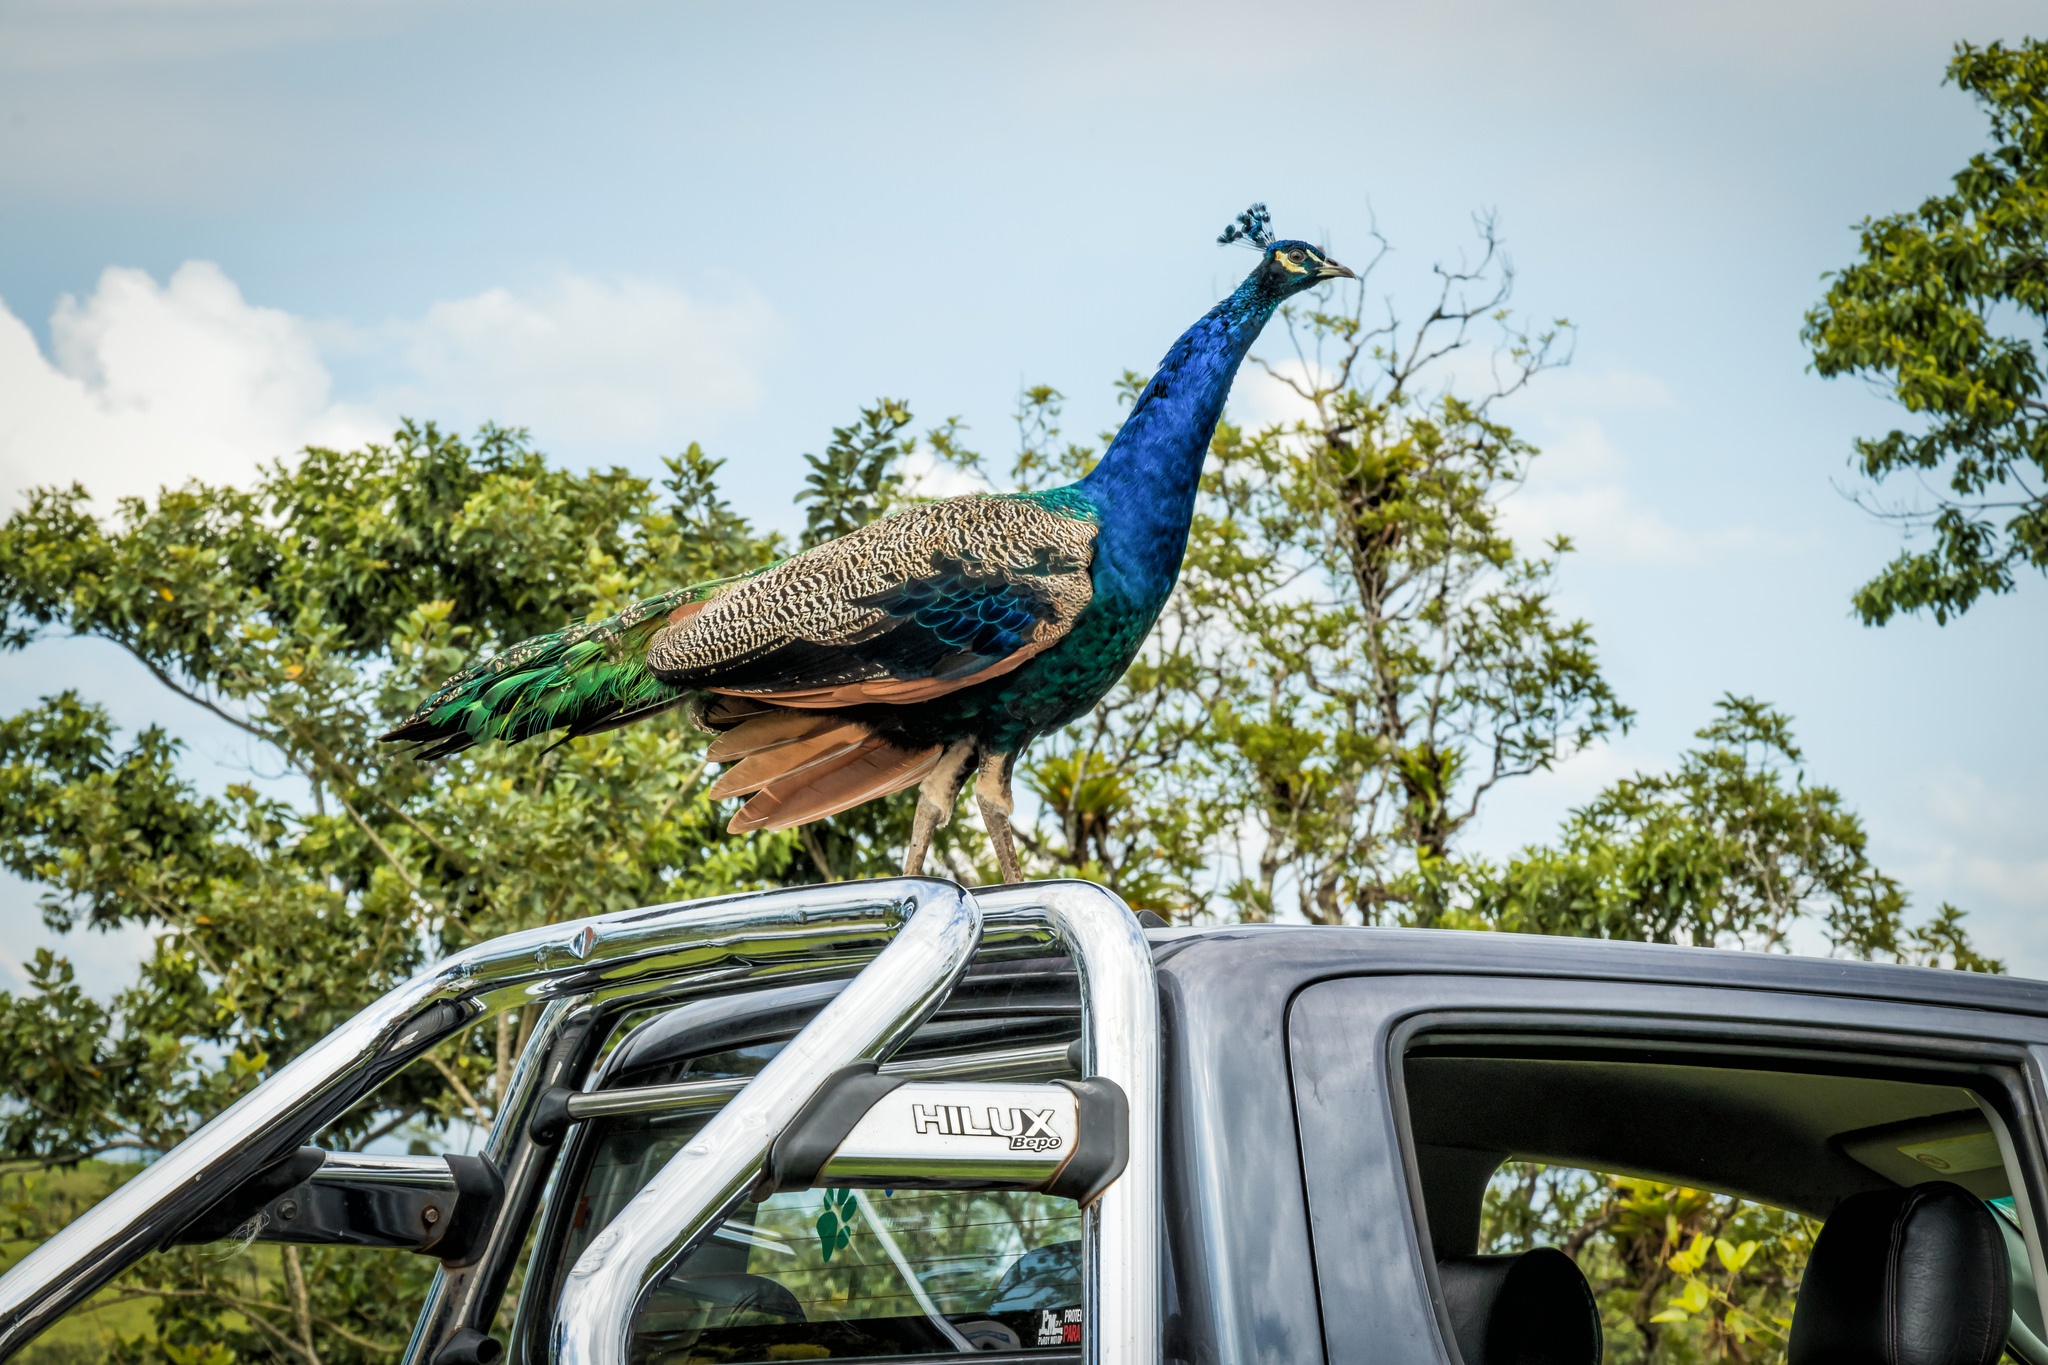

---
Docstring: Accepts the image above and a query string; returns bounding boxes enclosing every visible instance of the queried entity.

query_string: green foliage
[1010,385,1103,488]
[1486,1165,1816,1365]
[1462,696,2001,969]
[1804,38,2048,624]
[2,1164,424,1365]
[4,1165,152,1364]
[109,1242,431,1365]
[797,398,917,548]
[0,421,821,1358]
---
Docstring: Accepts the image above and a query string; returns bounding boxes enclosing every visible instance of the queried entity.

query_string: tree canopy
[1805,37,2048,625]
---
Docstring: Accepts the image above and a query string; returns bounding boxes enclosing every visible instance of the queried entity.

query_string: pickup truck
[2,877,2044,1365]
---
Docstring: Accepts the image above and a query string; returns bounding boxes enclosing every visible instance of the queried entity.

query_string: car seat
[1437,1246,1602,1365]
[1789,1181,2009,1365]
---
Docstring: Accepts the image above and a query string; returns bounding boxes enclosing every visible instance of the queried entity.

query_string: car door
[1287,968,2048,1365]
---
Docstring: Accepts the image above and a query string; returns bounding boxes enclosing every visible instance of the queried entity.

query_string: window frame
[1286,972,2048,1365]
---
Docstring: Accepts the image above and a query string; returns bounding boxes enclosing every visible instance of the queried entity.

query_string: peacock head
[1219,202,1355,301]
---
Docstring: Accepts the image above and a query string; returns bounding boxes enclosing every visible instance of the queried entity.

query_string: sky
[0,0,2043,993]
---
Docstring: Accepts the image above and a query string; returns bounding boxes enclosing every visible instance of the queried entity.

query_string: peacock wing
[645,493,1097,707]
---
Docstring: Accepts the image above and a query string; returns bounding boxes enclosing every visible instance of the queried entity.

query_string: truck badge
[910,1102,1063,1151]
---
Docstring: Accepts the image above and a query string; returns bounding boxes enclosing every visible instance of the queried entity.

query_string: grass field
[4,1162,146,1361]
[3,1162,418,1363]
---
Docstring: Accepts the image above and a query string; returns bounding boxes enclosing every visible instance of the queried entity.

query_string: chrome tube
[425,898,1064,1365]
[977,882,1161,1365]
[558,1038,1077,1125]
[0,879,962,1360]
[880,1039,1076,1085]
[312,1153,459,1189]
[549,884,984,1365]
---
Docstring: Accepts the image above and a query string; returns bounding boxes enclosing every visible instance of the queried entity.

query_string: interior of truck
[1401,1040,2047,1365]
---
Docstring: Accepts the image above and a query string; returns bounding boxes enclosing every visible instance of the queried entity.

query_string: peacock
[383,204,1352,882]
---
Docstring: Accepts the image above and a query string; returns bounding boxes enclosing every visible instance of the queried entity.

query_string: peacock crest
[1217,202,1274,250]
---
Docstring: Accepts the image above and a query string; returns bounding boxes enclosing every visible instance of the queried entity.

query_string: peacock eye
[1287,249,1307,264]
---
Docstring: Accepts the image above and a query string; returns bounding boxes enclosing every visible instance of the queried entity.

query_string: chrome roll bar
[547,878,1160,1365]
[979,882,1161,1365]
[401,891,1061,1365]
[0,878,1160,1365]
[0,878,973,1359]
[549,879,985,1365]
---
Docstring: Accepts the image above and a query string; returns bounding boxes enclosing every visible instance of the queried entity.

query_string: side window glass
[1403,1050,2047,1365]
[1482,1163,1818,1360]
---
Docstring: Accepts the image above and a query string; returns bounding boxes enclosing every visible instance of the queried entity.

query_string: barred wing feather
[646,494,1095,704]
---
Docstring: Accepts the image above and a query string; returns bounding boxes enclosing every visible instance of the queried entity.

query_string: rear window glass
[559,1111,1083,1362]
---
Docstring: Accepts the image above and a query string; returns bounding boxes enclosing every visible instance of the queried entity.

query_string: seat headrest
[1438,1247,1601,1365]
[1789,1181,2009,1365]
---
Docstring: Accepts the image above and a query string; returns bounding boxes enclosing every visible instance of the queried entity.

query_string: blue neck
[1077,276,1278,598]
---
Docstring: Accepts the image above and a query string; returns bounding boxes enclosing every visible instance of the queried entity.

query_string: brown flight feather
[705,721,869,798]
[703,709,841,762]
[726,738,943,832]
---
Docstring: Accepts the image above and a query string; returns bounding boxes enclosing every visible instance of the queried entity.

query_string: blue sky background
[1,0,2043,992]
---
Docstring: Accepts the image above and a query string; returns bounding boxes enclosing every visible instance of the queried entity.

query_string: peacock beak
[1316,256,1356,280]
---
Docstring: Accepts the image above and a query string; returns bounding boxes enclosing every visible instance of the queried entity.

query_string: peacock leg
[974,749,1023,885]
[903,740,975,876]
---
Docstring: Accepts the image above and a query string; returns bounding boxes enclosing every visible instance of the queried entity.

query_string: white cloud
[1494,370,1700,564]
[1230,357,1328,431]
[0,262,382,508]
[897,446,991,502]
[1891,770,2048,912]
[368,274,777,449]
[1499,411,1771,566]
[1230,356,1763,566]
[0,262,779,510]
[1497,368,1796,567]
[1857,768,2048,979]
[1458,737,1656,860]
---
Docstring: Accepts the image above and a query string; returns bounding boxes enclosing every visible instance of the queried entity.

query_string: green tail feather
[384,579,736,760]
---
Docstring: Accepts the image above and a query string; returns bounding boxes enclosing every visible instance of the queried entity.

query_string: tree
[1484,1166,1817,1365]
[795,399,917,548]
[1804,38,2048,625]
[0,411,1014,1359]
[1181,220,1628,925]
[1465,695,1999,970]
[0,423,815,1359]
